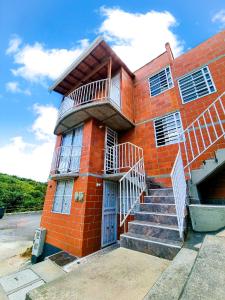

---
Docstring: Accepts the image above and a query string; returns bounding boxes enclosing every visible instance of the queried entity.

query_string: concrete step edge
[141,203,176,206]
[129,221,179,231]
[120,234,182,249]
[136,211,177,217]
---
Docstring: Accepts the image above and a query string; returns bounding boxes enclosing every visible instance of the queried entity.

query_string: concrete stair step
[128,220,181,241]
[140,203,176,214]
[135,211,178,226]
[144,248,197,300]
[120,232,182,260]
[148,188,174,197]
[144,195,175,204]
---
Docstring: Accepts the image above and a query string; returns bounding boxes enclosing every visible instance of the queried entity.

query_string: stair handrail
[180,91,225,173]
[119,157,146,227]
[170,148,186,239]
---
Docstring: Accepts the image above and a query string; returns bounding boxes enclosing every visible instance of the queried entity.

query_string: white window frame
[148,65,174,97]
[153,111,183,148]
[52,180,73,215]
[178,65,217,104]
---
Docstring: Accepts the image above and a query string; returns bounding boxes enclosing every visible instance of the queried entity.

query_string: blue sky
[0,0,224,181]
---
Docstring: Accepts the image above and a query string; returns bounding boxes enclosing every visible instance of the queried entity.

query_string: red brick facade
[41,31,225,257]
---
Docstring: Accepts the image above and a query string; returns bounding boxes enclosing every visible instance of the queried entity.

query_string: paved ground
[0,212,41,261]
[27,247,170,300]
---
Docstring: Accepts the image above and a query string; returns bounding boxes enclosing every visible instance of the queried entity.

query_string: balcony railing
[104,142,143,174]
[58,78,120,121]
[51,146,82,175]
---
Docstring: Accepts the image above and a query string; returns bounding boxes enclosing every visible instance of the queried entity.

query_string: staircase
[120,187,183,260]
[191,148,225,185]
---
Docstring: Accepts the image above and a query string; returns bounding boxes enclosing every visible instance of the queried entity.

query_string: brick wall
[119,30,225,186]
[41,119,106,257]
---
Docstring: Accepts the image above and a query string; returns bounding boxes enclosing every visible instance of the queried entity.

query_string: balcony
[50,146,82,179]
[54,78,134,134]
[104,142,143,180]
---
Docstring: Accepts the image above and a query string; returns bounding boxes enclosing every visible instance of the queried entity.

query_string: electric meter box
[32,228,46,257]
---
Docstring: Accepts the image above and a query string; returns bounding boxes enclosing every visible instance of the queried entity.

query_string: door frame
[101,180,118,248]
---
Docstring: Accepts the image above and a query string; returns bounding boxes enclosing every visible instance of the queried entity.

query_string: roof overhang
[49,36,134,95]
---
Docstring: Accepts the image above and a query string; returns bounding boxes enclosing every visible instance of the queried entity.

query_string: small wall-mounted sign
[75,192,84,202]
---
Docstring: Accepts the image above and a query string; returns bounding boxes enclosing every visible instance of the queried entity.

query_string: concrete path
[0,259,65,300]
[180,235,225,299]
[0,213,41,261]
[27,248,170,300]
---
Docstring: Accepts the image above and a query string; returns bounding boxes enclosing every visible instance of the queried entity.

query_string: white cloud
[6,8,183,82]
[0,104,58,182]
[99,7,183,71]
[6,36,22,54]
[6,81,31,95]
[212,9,225,27]
[7,38,89,82]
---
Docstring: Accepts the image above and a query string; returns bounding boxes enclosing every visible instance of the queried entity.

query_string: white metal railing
[51,146,82,174]
[171,149,186,239]
[181,92,225,171]
[104,142,143,174]
[171,92,225,238]
[57,78,121,121]
[119,158,146,226]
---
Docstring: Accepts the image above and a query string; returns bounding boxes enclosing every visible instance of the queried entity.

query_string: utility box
[32,228,46,258]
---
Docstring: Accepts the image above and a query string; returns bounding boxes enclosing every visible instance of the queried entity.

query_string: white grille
[154,112,183,147]
[178,66,216,103]
[149,66,173,97]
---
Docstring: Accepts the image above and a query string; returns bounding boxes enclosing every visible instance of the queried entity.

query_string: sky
[0,0,224,182]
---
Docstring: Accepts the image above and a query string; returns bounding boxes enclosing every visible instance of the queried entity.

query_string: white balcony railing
[104,142,143,174]
[51,146,82,175]
[58,78,120,121]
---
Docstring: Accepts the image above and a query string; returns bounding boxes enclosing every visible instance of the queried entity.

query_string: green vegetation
[0,173,47,212]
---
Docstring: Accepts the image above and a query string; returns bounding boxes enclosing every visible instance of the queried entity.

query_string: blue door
[102,181,118,247]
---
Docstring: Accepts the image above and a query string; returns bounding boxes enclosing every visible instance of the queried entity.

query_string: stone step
[140,203,176,214]
[128,220,181,241]
[135,211,178,226]
[144,248,197,300]
[120,232,182,260]
[148,188,174,197]
[144,196,175,204]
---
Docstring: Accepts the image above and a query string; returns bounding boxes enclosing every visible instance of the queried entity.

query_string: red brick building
[40,31,225,259]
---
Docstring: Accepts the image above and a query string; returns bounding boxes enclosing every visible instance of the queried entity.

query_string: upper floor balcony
[50,37,135,135]
[54,76,134,134]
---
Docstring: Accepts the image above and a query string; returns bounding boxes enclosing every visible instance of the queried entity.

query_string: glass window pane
[149,67,173,96]
[178,66,215,103]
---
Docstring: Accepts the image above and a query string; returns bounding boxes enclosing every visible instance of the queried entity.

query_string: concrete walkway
[180,235,225,299]
[0,260,65,300]
[27,248,170,300]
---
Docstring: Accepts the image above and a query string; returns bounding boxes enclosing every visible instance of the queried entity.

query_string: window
[149,66,173,97]
[178,66,216,103]
[154,112,183,147]
[57,125,83,174]
[52,180,73,214]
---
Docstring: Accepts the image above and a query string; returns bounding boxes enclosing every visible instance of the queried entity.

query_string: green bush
[0,173,47,212]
